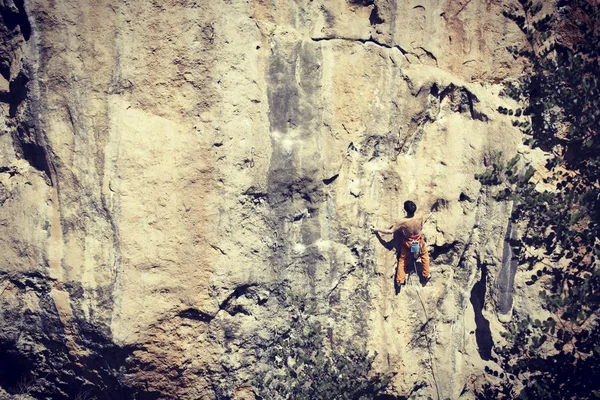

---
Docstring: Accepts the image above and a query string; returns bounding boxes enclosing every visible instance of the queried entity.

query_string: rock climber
[372,200,431,290]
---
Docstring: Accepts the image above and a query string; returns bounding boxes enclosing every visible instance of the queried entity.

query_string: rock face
[0,0,539,398]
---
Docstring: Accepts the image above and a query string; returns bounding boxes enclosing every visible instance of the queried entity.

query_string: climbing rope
[412,259,444,400]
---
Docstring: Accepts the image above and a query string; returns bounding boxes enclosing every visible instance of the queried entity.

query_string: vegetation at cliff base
[254,292,391,400]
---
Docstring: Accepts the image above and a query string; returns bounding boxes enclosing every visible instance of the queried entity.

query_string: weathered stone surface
[0,0,544,399]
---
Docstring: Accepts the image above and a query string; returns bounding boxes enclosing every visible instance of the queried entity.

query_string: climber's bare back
[392,212,423,237]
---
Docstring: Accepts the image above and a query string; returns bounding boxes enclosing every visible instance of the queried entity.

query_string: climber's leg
[396,244,410,284]
[420,238,430,278]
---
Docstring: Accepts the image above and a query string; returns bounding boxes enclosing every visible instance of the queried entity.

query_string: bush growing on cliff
[254,292,391,400]
[474,152,522,201]
[477,0,600,398]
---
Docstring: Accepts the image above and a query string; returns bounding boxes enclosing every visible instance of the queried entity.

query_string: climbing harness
[409,234,422,255]
[410,240,421,254]
[411,257,444,400]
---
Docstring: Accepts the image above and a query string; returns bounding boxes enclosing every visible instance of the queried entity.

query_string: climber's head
[404,200,417,216]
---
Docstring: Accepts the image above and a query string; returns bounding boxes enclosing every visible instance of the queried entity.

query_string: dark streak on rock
[266,38,325,287]
[498,219,519,315]
[470,262,494,360]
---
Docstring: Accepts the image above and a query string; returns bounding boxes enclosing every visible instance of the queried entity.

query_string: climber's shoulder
[392,218,408,231]
[414,211,425,224]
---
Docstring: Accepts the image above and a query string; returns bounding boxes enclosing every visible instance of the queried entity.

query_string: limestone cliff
[0,0,542,398]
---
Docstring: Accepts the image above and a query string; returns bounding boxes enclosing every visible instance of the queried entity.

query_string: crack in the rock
[210,243,226,255]
[178,284,261,323]
[311,36,411,60]
[328,266,356,297]
[415,46,438,66]
[454,0,472,17]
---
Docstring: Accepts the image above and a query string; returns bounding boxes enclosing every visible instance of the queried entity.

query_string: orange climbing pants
[396,234,430,284]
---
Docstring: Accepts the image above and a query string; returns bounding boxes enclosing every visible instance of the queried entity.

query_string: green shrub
[254,293,391,400]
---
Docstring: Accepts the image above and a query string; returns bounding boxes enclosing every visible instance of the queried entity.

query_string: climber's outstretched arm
[372,227,395,234]
[371,220,403,235]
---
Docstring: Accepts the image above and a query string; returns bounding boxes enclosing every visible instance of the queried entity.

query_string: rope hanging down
[412,260,444,400]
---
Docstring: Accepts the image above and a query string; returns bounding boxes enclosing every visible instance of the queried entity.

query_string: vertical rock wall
[0,0,532,398]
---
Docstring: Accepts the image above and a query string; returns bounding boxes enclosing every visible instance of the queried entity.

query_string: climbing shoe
[395,281,403,295]
[422,273,431,286]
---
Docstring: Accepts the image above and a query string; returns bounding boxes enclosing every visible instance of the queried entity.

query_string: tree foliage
[254,293,391,400]
[476,0,600,398]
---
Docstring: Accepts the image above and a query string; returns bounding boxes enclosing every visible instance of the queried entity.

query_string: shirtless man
[372,200,431,288]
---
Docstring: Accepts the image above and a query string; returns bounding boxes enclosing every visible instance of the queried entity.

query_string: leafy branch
[476,1,600,398]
